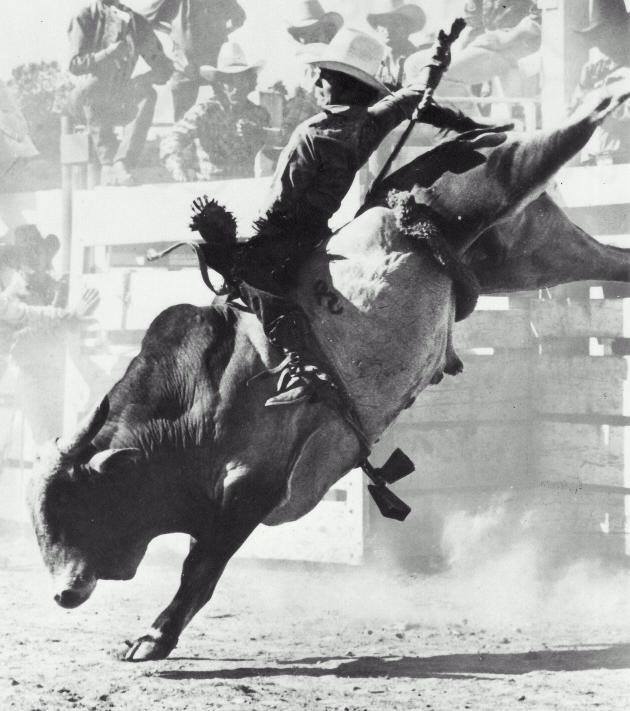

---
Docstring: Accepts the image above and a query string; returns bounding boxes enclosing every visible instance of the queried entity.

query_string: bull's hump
[99,304,240,452]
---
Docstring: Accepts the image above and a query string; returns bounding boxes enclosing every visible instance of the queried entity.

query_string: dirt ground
[1,526,630,711]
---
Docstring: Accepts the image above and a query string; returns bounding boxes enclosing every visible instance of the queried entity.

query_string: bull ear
[57,396,110,459]
[87,448,141,475]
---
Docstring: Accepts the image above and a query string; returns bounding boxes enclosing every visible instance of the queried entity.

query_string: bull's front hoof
[122,633,177,662]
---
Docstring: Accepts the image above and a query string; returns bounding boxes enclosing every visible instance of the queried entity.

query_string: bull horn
[87,448,141,475]
[56,396,110,459]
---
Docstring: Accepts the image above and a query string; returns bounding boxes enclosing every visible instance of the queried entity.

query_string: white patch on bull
[294,207,452,441]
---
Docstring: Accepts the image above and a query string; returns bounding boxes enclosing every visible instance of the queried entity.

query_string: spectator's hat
[366,0,426,34]
[286,1,344,41]
[575,0,629,35]
[199,42,263,82]
[3,224,60,269]
[306,27,390,95]
[13,225,59,260]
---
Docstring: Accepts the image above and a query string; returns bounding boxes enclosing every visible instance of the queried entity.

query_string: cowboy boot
[240,285,337,408]
[263,307,337,408]
[265,347,335,407]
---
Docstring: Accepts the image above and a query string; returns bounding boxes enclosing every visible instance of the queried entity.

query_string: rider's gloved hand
[430,29,452,72]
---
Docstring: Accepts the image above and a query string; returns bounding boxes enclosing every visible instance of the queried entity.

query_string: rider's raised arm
[364,87,491,160]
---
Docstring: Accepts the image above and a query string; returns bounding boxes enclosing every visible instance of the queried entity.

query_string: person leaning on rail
[0,226,100,365]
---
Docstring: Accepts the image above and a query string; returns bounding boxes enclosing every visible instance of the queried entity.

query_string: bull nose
[54,589,86,609]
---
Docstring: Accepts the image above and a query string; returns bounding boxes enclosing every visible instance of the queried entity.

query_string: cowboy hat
[1,225,60,270]
[286,0,344,39]
[306,27,390,95]
[574,0,629,35]
[12,225,60,256]
[366,0,426,34]
[199,42,263,82]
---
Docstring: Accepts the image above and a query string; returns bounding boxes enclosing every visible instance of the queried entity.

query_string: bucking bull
[28,81,630,661]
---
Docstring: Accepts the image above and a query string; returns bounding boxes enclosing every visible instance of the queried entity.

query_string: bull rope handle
[366,17,467,200]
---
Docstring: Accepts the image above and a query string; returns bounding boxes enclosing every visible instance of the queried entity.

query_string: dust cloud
[437,503,630,631]
[194,501,630,638]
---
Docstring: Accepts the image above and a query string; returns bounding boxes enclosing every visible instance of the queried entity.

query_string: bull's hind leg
[123,474,283,662]
[423,80,630,251]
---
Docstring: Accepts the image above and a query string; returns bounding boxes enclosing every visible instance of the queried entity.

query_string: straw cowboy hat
[366,0,426,34]
[306,27,390,95]
[286,0,344,40]
[199,42,263,82]
[575,0,630,35]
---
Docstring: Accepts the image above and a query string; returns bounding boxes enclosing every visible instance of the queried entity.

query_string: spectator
[443,1,541,93]
[160,42,270,181]
[0,226,99,327]
[280,2,344,144]
[67,0,174,186]
[286,0,343,45]
[366,1,428,89]
[169,0,246,120]
[0,226,99,445]
[0,225,99,369]
[572,0,630,164]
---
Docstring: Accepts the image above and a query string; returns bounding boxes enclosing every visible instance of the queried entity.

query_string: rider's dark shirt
[260,87,485,228]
